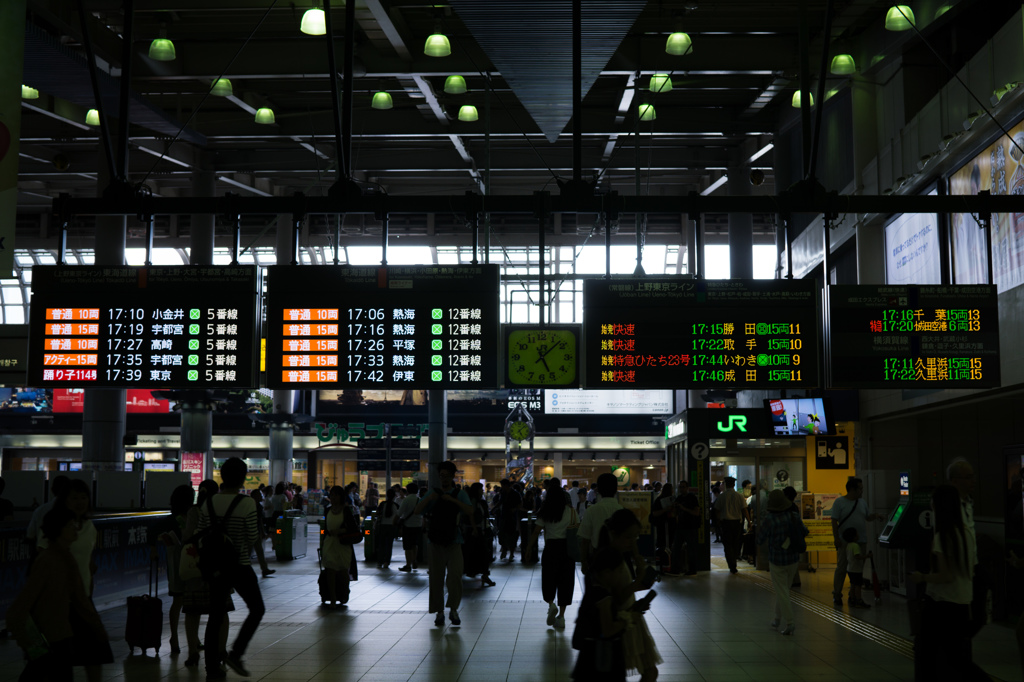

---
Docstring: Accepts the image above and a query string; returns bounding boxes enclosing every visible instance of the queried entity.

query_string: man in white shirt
[830,477,882,607]
[578,473,622,574]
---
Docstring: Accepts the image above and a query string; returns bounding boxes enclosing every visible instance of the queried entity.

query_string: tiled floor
[2,540,1019,682]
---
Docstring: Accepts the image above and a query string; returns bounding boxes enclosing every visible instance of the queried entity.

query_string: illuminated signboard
[27,266,260,388]
[827,284,999,388]
[582,278,819,388]
[265,265,499,388]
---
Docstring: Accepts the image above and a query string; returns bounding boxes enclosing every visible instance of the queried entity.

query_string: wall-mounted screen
[764,397,833,435]
[884,193,941,285]
[544,389,674,415]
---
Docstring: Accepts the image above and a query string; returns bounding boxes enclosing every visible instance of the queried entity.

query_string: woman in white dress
[322,486,359,607]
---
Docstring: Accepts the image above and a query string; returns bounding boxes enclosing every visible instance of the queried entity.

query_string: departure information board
[27,266,261,388]
[827,284,1000,388]
[583,278,819,388]
[265,265,500,388]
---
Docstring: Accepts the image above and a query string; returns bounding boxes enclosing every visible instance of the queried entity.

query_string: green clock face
[509,420,533,441]
[507,327,578,386]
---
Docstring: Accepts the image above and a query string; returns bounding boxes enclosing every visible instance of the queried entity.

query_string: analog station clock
[505,324,581,388]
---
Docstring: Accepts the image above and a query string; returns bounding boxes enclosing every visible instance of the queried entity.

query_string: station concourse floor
[2,540,1019,682]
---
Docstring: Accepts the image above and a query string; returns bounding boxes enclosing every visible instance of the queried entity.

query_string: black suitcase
[125,561,163,654]
[318,568,350,604]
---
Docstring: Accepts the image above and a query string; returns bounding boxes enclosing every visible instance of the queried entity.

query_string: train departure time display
[27,266,261,388]
[265,265,500,388]
[583,278,820,388]
[827,284,1000,388]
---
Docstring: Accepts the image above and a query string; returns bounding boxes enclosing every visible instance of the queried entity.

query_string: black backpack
[196,495,246,581]
[427,489,460,546]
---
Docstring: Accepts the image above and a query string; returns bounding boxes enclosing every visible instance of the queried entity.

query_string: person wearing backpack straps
[830,477,883,607]
[197,457,263,681]
[757,489,809,635]
[415,460,475,628]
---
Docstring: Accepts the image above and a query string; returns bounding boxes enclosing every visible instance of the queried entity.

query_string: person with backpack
[415,460,474,627]
[756,489,809,635]
[198,458,263,680]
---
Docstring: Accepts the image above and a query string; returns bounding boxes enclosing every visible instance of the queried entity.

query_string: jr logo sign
[715,415,748,433]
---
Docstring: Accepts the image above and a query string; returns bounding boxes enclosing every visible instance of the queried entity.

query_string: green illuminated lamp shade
[885,5,915,31]
[638,103,656,122]
[21,85,39,99]
[649,74,672,93]
[457,105,478,122]
[254,108,276,125]
[148,37,176,61]
[665,32,692,56]
[300,8,326,35]
[825,88,840,101]
[444,75,467,94]
[830,54,856,75]
[424,33,451,57]
[791,91,814,108]
[85,108,100,126]
[210,78,233,97]
[371,91,393,110]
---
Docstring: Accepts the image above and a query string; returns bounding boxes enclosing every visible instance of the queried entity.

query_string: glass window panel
[559,302,574,323]
[574,245,607,274]
[37,253,56,265]
[705,245,730,279]
[15,254,33,267]
[79,252,94,265]
[754,245,778,279]
[346,246,386,265]
[213,253,233,265]
[383,246,433,265]
[3,287,23,304]
[4,306,24,324]
[641,244,667,275]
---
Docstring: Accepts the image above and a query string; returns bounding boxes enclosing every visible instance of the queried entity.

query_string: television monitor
[764,397,834,436]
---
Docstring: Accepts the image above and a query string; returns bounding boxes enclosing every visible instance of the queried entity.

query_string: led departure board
[583,278,819,388]
[827,284,999,388]
[27,266,261,388]
[265,265,499,388]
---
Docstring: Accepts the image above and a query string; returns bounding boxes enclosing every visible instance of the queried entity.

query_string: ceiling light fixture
[665,32,693,56]
[424,26,451,57]
[830,54,856,75]
[638,103,656,121]
[210,78,233,97]
[371,90,393,109]
[885,5,915,31]
[444,75,467,94]
[300,7,327,35]
[791,90,814,108]
[962,111,982,130]
[148,36,176,61]
[649,73,673,93]
[21,85,39,99]
[254,107,276,124]
[457,105,478,121]
[85,109,100,126]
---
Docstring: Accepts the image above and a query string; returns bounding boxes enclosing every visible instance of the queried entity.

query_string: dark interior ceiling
[14,0,983,248]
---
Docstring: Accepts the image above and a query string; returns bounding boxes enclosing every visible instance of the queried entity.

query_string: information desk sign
[27,266,261,388]
[265,265,500,388]
[583,278,819,388]
[827,284,999,388]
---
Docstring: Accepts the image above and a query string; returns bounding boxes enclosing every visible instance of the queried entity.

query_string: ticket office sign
[265,265,500,388]
[582,278,820,388]
[827,284,999,388]
[27,266,261,388]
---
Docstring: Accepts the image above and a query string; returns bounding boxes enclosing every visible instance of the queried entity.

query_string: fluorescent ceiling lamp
[638,103,656,121]
[254,107,276,124]
[300,8,326,35]
[830,54,856,75]
[21,85,39,99]
[210,78,233,97]
[371,91,393,109]
[148,37,176,61]
[665,32,692,56]
[424,33,451,57]
[85,108,100,126]
[885,6,915,31]
[746,142,774,164]
[700,175,728,196]
[457,105,478,121]
[217,176,273,196]
[444,75,467,94]
[649,74,672,93]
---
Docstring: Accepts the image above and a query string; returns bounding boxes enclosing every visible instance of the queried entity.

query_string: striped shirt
[197,493,260,566]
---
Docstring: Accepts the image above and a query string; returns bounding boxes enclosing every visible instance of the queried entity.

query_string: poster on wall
[180,452,205,488]
[884,195,942,285]
[814,435,850,469]
[617,491,652,535]
[950,118,1024,292]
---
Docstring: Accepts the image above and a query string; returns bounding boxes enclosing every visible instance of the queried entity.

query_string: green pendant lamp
[665,32,693,56]
[371,91,393,110]
[830,54,856,75]
[638,103,656,121]
[457,105,478,122]
[85,109,101,126]
[301,7,326,35]
[649,74,673,93]
[424,31,451,57]
[148,37,176,61]
[885,6,915,31]
[791,91,814,108]
[255,108,276,125]
[21,85,39,99]
[210,78,233,97]
[444,75,467,94]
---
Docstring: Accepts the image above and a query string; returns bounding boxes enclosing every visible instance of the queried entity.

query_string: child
[843,527,872,608]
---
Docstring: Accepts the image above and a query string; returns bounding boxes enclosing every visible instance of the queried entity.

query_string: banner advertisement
[884,198,942,285]
[52,389,172,413]
[180,451,205,488]
[950,117,1024,292]
[617,491,652,534]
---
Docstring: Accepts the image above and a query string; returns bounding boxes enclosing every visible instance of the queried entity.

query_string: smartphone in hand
[637,589,657,608]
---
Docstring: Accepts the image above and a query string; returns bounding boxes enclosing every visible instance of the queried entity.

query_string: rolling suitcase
[125,560,163,654]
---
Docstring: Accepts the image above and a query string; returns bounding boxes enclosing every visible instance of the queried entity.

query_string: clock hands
[534,334,561,371]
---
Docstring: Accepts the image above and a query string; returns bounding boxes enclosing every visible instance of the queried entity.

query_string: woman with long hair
[527,478,578,628]
[321,485,359,607]
[911,484,988,680]
[149,484,196,654]
[182,480,232,667]
[463,482,496,587]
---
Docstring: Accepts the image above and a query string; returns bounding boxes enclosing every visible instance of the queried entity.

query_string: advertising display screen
[583,278,819,388]
[544,389,674,415]
[265,265,500,388]
[827,284,999,388]
[27,266,261,388]
[764,397,833,435]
